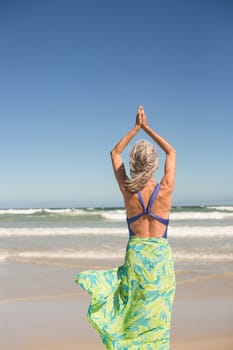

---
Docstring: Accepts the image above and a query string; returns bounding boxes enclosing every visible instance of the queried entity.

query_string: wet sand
[0,262,233,350]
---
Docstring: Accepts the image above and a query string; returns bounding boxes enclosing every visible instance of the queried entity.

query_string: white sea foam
[0,209,43,215]
[102,210,233,221]
[171,225,233,237]
[0,227,128,237]
[0,225,233,237]
[206,206,233,212]
[172,252,233,261]
[0,249,125,261]
[0,208,232,221]
[0,208,93,216]
[1,248,232,262]
[101,210,126,221]
[170,211,233,220]
[43,208,82,215]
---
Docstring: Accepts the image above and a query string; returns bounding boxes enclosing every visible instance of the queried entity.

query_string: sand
[0,262,233,350]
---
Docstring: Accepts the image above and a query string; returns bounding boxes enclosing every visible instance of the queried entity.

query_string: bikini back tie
[127,183,169,238]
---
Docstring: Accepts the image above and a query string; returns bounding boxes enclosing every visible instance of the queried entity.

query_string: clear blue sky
[0,0,232,208]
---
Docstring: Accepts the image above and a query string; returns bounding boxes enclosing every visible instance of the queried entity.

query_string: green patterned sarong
[76,236,176,349]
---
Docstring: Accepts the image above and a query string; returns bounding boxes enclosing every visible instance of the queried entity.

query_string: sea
[0,206,233,303]
[0,205,233,277]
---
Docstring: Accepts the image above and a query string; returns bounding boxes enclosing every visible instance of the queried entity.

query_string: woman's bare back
[123,180,172,238]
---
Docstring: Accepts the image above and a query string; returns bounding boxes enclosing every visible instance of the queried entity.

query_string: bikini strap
[137,183,161,212]
[148,183,161,211]
[137,191,146,211]
[127,183,169,237]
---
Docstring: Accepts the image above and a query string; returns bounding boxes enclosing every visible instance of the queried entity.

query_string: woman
[76,106,176,350]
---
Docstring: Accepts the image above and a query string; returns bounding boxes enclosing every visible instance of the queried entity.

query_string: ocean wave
[0,208,98,216]
[206,206,233,212]
[0,249,125,261]
[0,209,44,215]
[0,225,233,237]
[0,208,126,221]
[0,227,127,237]
[1,248,232,263]
[101,210,126,221]
[173,252,233,261]
[171,211,233,220]
[171,225,233,237]
[0,207,232,221]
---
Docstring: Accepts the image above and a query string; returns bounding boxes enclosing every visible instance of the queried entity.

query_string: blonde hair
[125,139,158,192]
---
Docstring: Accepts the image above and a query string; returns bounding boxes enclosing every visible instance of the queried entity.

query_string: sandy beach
[1,205,233,349]
[1,260,233,350]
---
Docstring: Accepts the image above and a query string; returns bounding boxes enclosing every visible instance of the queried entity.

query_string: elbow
[171,148,176,156]
[167,147,176,157]
[110,148,120,157]
[110,148,118,161]
[171,144,176,154]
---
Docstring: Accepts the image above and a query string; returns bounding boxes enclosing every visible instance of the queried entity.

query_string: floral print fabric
[76,236,176,349]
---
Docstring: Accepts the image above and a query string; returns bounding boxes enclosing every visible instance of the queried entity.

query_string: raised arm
[110,107,143,192]
[142,112,176,192]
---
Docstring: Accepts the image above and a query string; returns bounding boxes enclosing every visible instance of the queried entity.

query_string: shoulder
[160,177,175,194]
[156,182,173,210]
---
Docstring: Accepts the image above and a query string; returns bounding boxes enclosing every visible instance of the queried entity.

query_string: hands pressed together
[135,105,148,129]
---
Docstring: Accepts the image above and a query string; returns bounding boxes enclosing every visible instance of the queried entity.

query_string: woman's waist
[130,232,167,239]
[125,236,174,265]
[128,220,168,238]
[127,235,171,250]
